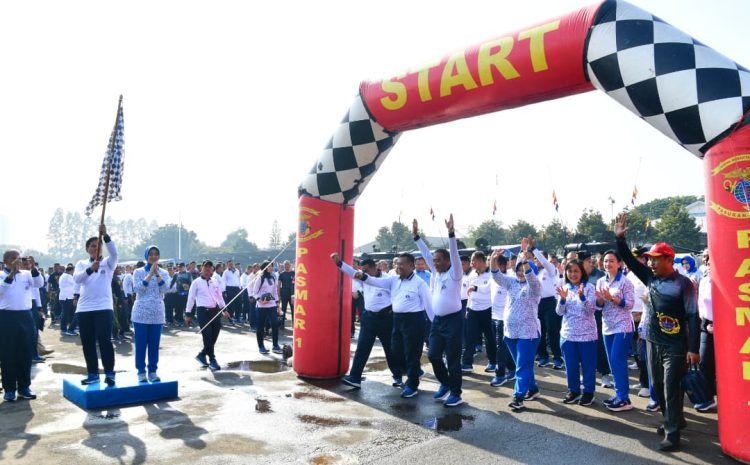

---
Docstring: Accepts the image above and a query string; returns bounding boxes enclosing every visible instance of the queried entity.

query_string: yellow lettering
[294,304,306,316]
[295,318,306,330]
[739,230,750,248]
[416,61,440,102]
[296,276,307,288]
[296,262,308,274]
[380,79,407,110]
[744,361,750,380]
[741,335,750,354]
[295,337,303,348]
[478,37,520,85]
[440,52,478,97]
[517,20,560,72]
[298,247,308,256]
[738,307,750,325]
[295,289,308,301]
[740,283,750,302]
[736,259,750,278]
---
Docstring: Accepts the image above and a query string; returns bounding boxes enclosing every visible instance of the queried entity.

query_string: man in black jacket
[614,213,700,452]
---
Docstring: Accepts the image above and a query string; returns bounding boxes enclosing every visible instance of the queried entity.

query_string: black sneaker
[524,389,541,401]
[657,419,687,435]
[209,359,221,371]
[658,435,680,451]
[195,353,210,367]
[579,392,595,406]
[562,392,581,404]
[508,397,525,411]
[104,374,116,387]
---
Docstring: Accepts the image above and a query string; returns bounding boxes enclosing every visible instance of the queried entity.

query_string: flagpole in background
[85,95,125,258]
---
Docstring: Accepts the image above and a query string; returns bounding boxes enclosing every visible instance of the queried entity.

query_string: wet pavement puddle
[389,403,418,413]
[255,397,273,413]
[423,413,475,432]
[225,360,288,373]
[293,391,345,403]
[51,363,125,375]
[298,414,349,427]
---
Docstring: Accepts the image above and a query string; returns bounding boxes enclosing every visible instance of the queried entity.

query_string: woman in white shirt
[252,261,281,355]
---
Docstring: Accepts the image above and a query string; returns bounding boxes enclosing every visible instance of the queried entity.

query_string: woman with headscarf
[252,261,281,355]
[680,255,703,286]
[131,246,170,382]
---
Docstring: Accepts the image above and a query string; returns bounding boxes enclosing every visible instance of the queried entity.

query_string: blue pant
[604,332,633,401]
[256,307,279,349]
[560,339,597,394]
[504,336,540,399]
[462,308,496,366]
[134,322,163,374]
[391,311,426,390]
[349,308,396,381]
[428,311,464,395]
[0,310,35,392]
[492,320,515,377]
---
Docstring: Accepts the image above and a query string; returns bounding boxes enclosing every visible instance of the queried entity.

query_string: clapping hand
[556,286,569,300]
[577,284,585,298]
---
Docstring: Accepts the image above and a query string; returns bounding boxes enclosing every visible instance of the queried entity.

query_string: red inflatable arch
[294,1,750,460]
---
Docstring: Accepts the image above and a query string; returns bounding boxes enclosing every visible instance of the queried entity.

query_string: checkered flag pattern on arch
[298,96,400,205]
[585,0,750,157]
[85,101,125,216]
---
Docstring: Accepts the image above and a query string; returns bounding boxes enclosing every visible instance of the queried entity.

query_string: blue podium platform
[63,373,178,410]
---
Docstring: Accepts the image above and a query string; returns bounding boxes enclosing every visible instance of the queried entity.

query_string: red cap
[643,242,675,258]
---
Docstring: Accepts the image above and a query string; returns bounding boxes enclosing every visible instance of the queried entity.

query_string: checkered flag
[298,96,400,204]
[585,0,750,157]
[85,96,125,216]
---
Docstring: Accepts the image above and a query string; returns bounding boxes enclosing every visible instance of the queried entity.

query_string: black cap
[578,252,592,261]
[631,246,649,257]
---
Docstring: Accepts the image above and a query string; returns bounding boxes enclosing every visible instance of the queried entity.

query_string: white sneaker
[628,362,638,370]
[637,387,650,398]
[601,374,613,388]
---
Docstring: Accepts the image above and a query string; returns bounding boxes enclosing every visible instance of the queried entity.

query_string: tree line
[373,195,705,255]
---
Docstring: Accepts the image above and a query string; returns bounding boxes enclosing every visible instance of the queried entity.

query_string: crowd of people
[333,212,713,452]
[0,212,714,452]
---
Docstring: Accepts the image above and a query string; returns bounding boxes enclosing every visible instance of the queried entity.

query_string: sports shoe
[272,346,283,354]
[562,392,581,404]
[401,386,418,398]
[444,394,464,407]
[195,353,209,367]
[81,373,100,385]
[537,358,550,368]
[505,371,516,382]
[433,384,450,401]
[606,398,633,412]
[138,372,148,383]
[18,388,36,400]
[579,392,595,406]
[695,399,717,412]
[3,390,16,402]
[391,376,403,388]
[646,401,661,412]
[341,375,361,389]
[603,396,618,406]
[32,356,46,364]
[658,436,680,452]
[484,363,497,373]
[259,347,270,355]
[628,362,638,370]
[418,368,425,378]
[104,373,116,386]
[209,360,221,371]
[524,389,541,401]
[552,359,565,370]
[637,387,650,398]
[148,372,161,382]
[490,376,508,387]
[601,374,613,388]
[508,396,525,411]
[460,364,473,373]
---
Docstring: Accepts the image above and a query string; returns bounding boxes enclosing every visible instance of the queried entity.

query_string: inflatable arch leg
[704,122,750,463]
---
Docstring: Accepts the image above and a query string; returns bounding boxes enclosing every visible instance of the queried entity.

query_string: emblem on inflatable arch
[710,154,750,219]
[298,206,325,243]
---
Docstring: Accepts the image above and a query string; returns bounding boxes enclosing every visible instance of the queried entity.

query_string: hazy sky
[1,0,747,252]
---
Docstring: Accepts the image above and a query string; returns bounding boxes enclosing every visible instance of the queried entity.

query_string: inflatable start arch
[293,1,750,460]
